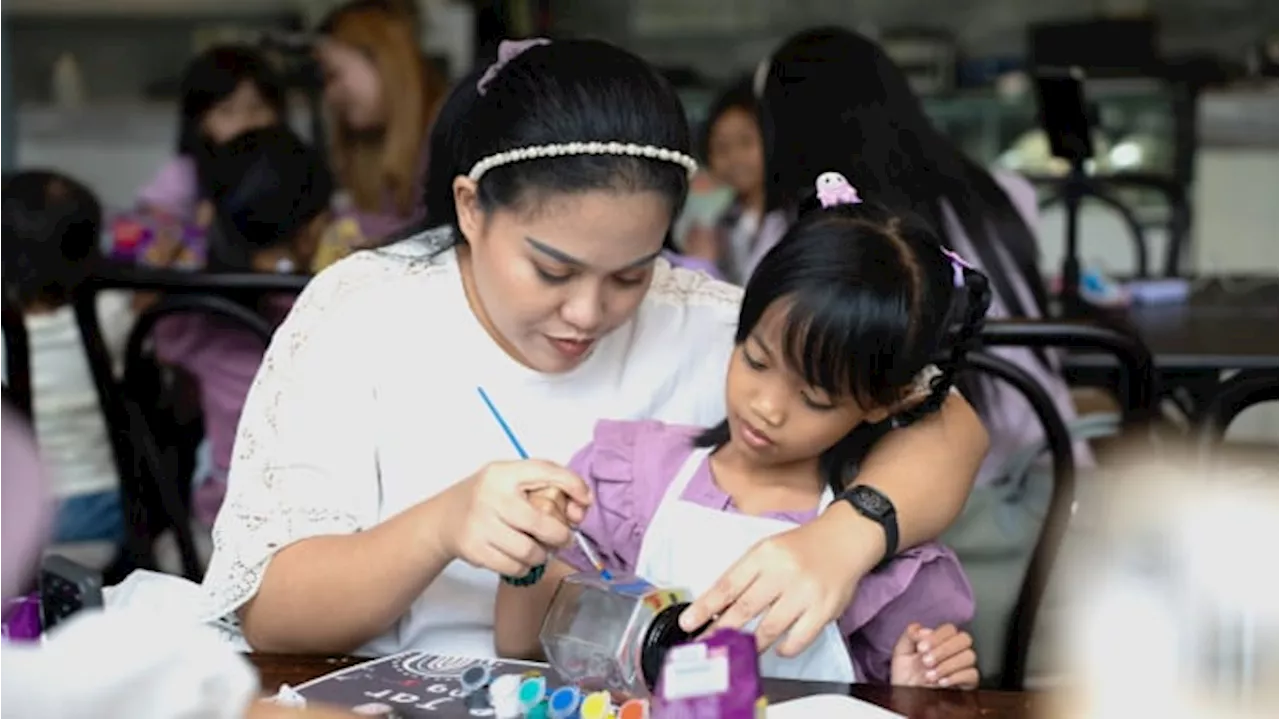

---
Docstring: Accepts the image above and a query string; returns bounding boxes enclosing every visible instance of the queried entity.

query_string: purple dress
[556,419,976,684]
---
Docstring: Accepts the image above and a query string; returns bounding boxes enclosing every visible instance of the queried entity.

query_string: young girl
[495,173,987,688]
[152,125,332,527]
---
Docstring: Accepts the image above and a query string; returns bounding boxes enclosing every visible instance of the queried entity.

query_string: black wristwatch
[836,485,899,570]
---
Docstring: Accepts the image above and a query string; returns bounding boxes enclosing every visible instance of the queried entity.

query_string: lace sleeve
[198,254,396,624]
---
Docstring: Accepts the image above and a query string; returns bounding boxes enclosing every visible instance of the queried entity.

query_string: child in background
[152,126,333,527]
[137,45,287,225]
[1,170,131,545]
[697,78,773,284]
[495,174,984,687]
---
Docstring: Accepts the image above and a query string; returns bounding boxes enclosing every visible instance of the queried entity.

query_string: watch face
[853,486,890,518]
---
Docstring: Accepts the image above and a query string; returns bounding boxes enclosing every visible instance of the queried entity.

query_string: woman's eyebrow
[525,237,663,271]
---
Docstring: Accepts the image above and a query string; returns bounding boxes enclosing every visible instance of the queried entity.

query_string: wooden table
[1072,277,1277,373]
[1064,277,1278,417]
[250,654,1043,719]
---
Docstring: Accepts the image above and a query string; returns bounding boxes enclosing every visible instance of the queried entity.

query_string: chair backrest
[1035,178,1151,278]
[1197,370,1279,451]
[72,264,309,579]
[1034,173,1191,278]
[980,319,1158,423]
[959,350,1076,691]
[969,319,1155,690]
[2,295,32,418]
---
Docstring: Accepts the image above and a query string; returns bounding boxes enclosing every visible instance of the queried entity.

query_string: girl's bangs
[778,288,907,408]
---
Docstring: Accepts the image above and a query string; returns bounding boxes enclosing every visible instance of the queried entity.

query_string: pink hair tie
[815,171,862,208]
[940,248,974,287]
[477,38,551,95]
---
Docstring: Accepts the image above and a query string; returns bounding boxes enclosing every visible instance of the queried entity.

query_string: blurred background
[5,0,1276,438]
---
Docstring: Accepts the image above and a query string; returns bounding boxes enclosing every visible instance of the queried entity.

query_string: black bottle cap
[639,602,713,690]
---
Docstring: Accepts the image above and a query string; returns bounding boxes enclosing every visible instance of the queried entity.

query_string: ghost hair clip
[815,171,862,208]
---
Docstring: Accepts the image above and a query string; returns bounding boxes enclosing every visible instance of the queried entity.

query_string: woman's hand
[890,623,979,689]
[440,460,592,577]
[679,502,883,656]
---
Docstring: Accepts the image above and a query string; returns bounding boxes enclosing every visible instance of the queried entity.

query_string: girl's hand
[890,623,979,689]
[440,460,592,577]
[679,506,880,656]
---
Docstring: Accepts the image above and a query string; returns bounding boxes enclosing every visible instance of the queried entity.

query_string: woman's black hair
[757,27,1050,405]
[422,39,692,243]
[177,45,288,187]
[2,170,102,309]
[419,66,485,231]
[202,125,333,272]
[698,76,758,161]
[695,198,992,493]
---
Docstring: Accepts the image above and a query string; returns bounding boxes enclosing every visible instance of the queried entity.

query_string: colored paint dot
[518,676,547,708]
[580,690,612,719]
[547,686,582,718]
[459,665,492,694]
[527,699,550,719]
[617,698,649,719]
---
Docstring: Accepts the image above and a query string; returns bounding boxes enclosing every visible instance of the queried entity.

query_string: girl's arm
[494,559,578,660]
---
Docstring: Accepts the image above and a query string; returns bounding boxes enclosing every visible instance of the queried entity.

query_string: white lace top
[197,228,744,657]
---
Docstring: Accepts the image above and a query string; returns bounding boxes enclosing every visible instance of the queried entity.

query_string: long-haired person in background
[315,0,448,242]
[754,26,1101,676]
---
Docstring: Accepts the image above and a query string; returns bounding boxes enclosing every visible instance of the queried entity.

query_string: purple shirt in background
[151,297,292,525]
[557,419,976,684]
[136,156,200,220]
[2,405,53,604]
[949,172,1094,482]
[660,251,723,280]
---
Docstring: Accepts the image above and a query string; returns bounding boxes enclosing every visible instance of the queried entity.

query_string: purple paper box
[651,629,766,719]
[2,593,42,642]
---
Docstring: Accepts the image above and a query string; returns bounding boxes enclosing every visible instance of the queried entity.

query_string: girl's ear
[453,176,484,244]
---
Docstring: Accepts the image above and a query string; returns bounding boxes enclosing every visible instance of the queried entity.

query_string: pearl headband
[466,141,699,183]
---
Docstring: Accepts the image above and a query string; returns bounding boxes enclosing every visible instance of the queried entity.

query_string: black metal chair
[981,319,1158,422]
[2,295,32,418]
[967,320,1155,690]
[1034,172,1193,279]
[1196,370,1279,451]
[956,350,1075,691]
[72,265,308,580]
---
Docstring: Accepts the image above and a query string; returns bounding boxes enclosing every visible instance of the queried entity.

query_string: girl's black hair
[757,27,1050,406]
[202,126,333,272]
[2,170,102,309]
[422,39,692,243]
[696,198,992,493]
[177,45,288,187]
[698,76,758,161]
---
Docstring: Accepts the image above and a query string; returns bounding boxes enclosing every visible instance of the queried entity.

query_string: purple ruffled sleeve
[838,543,976,684]
[558,419,704,576]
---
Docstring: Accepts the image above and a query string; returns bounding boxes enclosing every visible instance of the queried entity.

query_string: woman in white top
[200,38,988,660]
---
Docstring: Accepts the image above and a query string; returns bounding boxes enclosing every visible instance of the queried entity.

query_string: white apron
[632,447,859,683]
